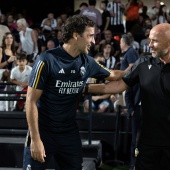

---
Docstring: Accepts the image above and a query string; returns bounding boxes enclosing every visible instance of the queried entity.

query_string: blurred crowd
[0,0,169,113]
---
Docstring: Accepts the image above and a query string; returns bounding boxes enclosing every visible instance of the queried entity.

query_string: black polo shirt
[123,56,170,146]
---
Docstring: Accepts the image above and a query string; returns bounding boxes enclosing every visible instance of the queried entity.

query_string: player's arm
[26,86,46,162]
[26,86,42,140]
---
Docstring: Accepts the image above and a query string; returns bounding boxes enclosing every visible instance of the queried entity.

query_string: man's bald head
[149,23,170,60]
[151,23,170,42]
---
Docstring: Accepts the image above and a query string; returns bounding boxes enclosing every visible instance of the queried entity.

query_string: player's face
[149,30,169,58]
[79,27,95,54]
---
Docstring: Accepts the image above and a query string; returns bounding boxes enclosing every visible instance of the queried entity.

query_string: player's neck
[62,43,78,58]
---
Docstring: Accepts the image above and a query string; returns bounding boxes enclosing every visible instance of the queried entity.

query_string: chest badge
[80,66,86,76]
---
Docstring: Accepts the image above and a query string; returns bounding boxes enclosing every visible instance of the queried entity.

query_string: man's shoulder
[0,24,10,32]
[124,56,151,78]
[126,46,138,55]
[133,55,151,68]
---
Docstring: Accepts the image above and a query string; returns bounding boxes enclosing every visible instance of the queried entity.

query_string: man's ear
[73,32,80,40]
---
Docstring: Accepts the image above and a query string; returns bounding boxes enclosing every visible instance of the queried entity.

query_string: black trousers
[135,143,170,170]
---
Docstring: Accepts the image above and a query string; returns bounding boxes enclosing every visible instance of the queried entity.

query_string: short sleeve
[28,53,49,90]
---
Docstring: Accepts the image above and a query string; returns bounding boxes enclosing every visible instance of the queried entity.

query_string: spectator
[157,4,170,24]
[96,29,121,64]
[0,14,7,26]
[74,2,88,15]
[149,0,161,26]
[55,17,63,31]
[127,32,140,54]
[107,0,125,35]
[0,32,16,70]
[80,0,102,35]
[0,24,10,47]
[34,27,46,56]
[124,0,143,33]
[140,27,151,54]
[0,70,10,111]
[99,0,111,36]
[46,39,56,50]
[0,32,17,111]
[16,18,38,64]
[102,42,116,69]
[10,51,32,111]
[40,12,57,31]
[6,13,19,43]
[41,18,52,34]
[139,5,150,21]
[140,35,152,56]
[84,93,112,112]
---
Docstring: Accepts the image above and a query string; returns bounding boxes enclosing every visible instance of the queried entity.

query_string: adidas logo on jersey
[58,68,65,74]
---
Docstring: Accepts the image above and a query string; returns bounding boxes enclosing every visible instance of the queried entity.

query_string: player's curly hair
[61,15,95,43]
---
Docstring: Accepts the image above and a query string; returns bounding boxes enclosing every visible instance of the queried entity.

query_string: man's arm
[88,79,128,94]
[105,65,132,81]
[26,86,46,163]
[31,29,38,53]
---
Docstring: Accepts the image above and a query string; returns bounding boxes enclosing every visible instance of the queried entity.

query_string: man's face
[104,31,112,41]
[155,0,160,8]
[149,29,169,58]
[76,27,95,54]
[48,13,54,19]
[120,38,125,52]
[47,41,55,49]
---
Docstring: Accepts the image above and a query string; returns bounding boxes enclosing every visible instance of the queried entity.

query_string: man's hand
[30,138,46,163]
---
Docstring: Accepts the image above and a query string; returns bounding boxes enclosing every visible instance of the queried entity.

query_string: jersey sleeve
[88,56,111,79]
[28,52,49,90]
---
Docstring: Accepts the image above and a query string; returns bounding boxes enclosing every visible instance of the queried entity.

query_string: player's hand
[30,138,46,163]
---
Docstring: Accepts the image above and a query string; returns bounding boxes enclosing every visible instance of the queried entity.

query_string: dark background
[1,0,74,25]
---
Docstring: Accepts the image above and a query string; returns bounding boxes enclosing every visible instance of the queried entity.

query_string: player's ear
[73,32,82,40]
[73,32,79,40]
